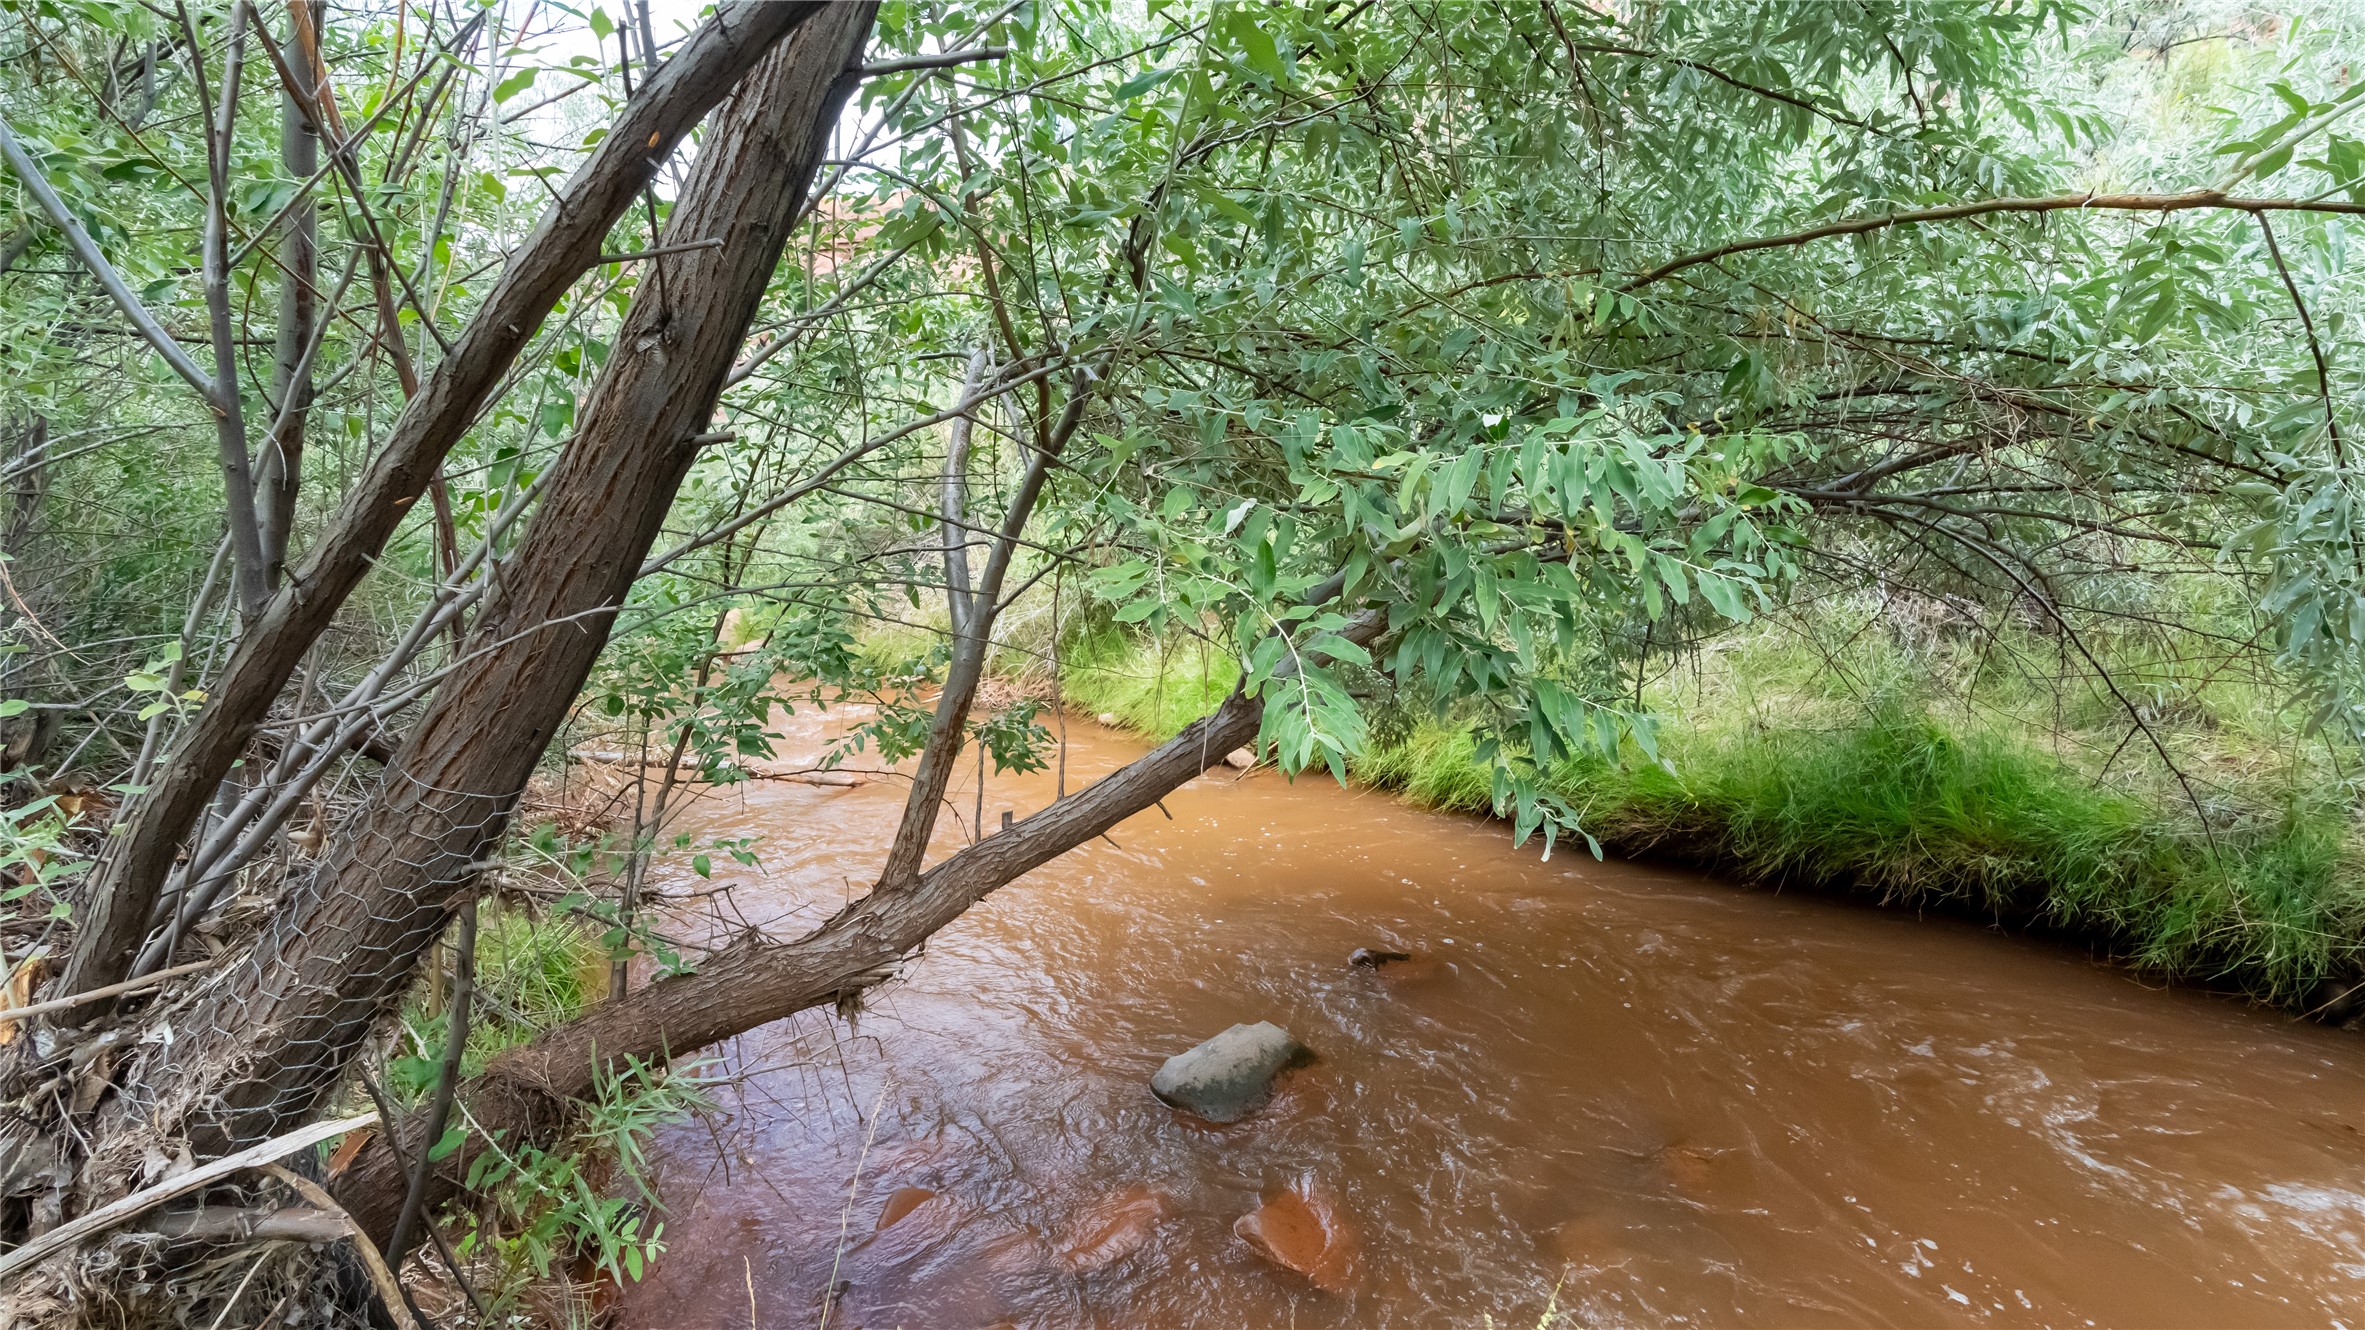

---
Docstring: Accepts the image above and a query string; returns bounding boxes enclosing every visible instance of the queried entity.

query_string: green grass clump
[1348,717,1496,813]
[1058,627,1238,740]
[1032,620,2365,1012]
[463,909,602,1065]
[394,908,603,1097]
[1363,709,2364,1007]
[853,618,943,676]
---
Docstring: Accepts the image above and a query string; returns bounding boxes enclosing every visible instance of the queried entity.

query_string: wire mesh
[124,765,521,1154]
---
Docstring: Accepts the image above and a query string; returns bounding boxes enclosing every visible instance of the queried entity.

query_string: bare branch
[857,47,1009,77]
[0,115,219,400]
[1623,190,2365,292]
[2254,210,2347,467]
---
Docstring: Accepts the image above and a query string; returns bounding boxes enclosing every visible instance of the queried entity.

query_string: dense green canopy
[9,1,2365,1317]
[0,0,2359,863]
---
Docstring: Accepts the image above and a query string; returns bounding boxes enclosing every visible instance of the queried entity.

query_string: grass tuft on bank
[389,907,704,1319]
[1054,629,2365,1011]
[1546,715,2364,1007]
[1059,628,1240,740]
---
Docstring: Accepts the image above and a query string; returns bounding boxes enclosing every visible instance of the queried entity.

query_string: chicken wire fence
[128,770,523,1147]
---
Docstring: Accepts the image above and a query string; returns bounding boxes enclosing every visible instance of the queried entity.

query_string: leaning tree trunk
[61,1,824,1004]
[333,608,1385,1244]
[339,689,1274,1241]
[78,5,880,1200]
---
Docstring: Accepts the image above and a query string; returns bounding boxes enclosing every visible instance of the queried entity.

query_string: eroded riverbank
[615,708,2365,1328]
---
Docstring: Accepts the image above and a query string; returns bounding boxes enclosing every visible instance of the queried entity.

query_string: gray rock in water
[1150,1021,1312,1122]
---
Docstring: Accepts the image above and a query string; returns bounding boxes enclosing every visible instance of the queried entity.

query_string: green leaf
[101,158,166,184]
[1189,181,1258,227]
[1223,9,1285,81]
[494,67,539,104]
[0,699,25,718]
[1111,66,1176,101]
[1697,571,1749,620]
[1442,447,1483,514]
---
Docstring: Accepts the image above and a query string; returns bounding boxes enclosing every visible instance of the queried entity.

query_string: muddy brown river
[612,708,2365,1328]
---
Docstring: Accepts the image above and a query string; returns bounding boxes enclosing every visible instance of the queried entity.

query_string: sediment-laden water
[614,708,2365,1328]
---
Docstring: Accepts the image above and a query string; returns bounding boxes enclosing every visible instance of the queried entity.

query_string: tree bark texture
[62,0,825,1003]
[90,4,878,1192]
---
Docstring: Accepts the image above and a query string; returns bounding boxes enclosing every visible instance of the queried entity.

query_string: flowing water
[613,707,2365,1329]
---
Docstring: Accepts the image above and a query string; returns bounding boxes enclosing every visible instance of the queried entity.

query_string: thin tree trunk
[3,415,43,560]
[0,415,52,780]
[59,1,823,1004]
[0,225,33,274]
[940,347,989,637]
[385,897,472,1272]
[875,367,1103,890]
[194,3,269,619]
[95,6,877,1183]
[258,3,319,590]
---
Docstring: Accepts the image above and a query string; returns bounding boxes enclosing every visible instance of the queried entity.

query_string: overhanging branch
[1623,189,2365,292]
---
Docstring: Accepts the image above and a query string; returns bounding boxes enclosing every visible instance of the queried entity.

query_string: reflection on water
[614,708,2365,1329]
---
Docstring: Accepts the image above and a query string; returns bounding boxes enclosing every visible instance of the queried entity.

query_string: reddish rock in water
[1657,1143,1734,1199]
[1055,1186,1169,1273]
[1546,1212,1645,1270]
[1233,1183,1357,1292]
[876,1186,937,1232]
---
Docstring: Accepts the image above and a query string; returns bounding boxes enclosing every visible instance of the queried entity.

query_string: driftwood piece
[143,1204,351,1245]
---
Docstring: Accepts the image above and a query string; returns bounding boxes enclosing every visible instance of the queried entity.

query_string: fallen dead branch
[0,1110,376,1280]
[0,958,217,1027]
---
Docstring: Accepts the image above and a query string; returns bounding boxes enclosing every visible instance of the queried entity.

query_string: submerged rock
[1150,1021,1312,1122]
[875,1186,937,1232]
[1233,1183,1357,1292]
[1353,947,1445,985]
[1054,1185,1168,1273]
[1545,1212,1647,1271]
